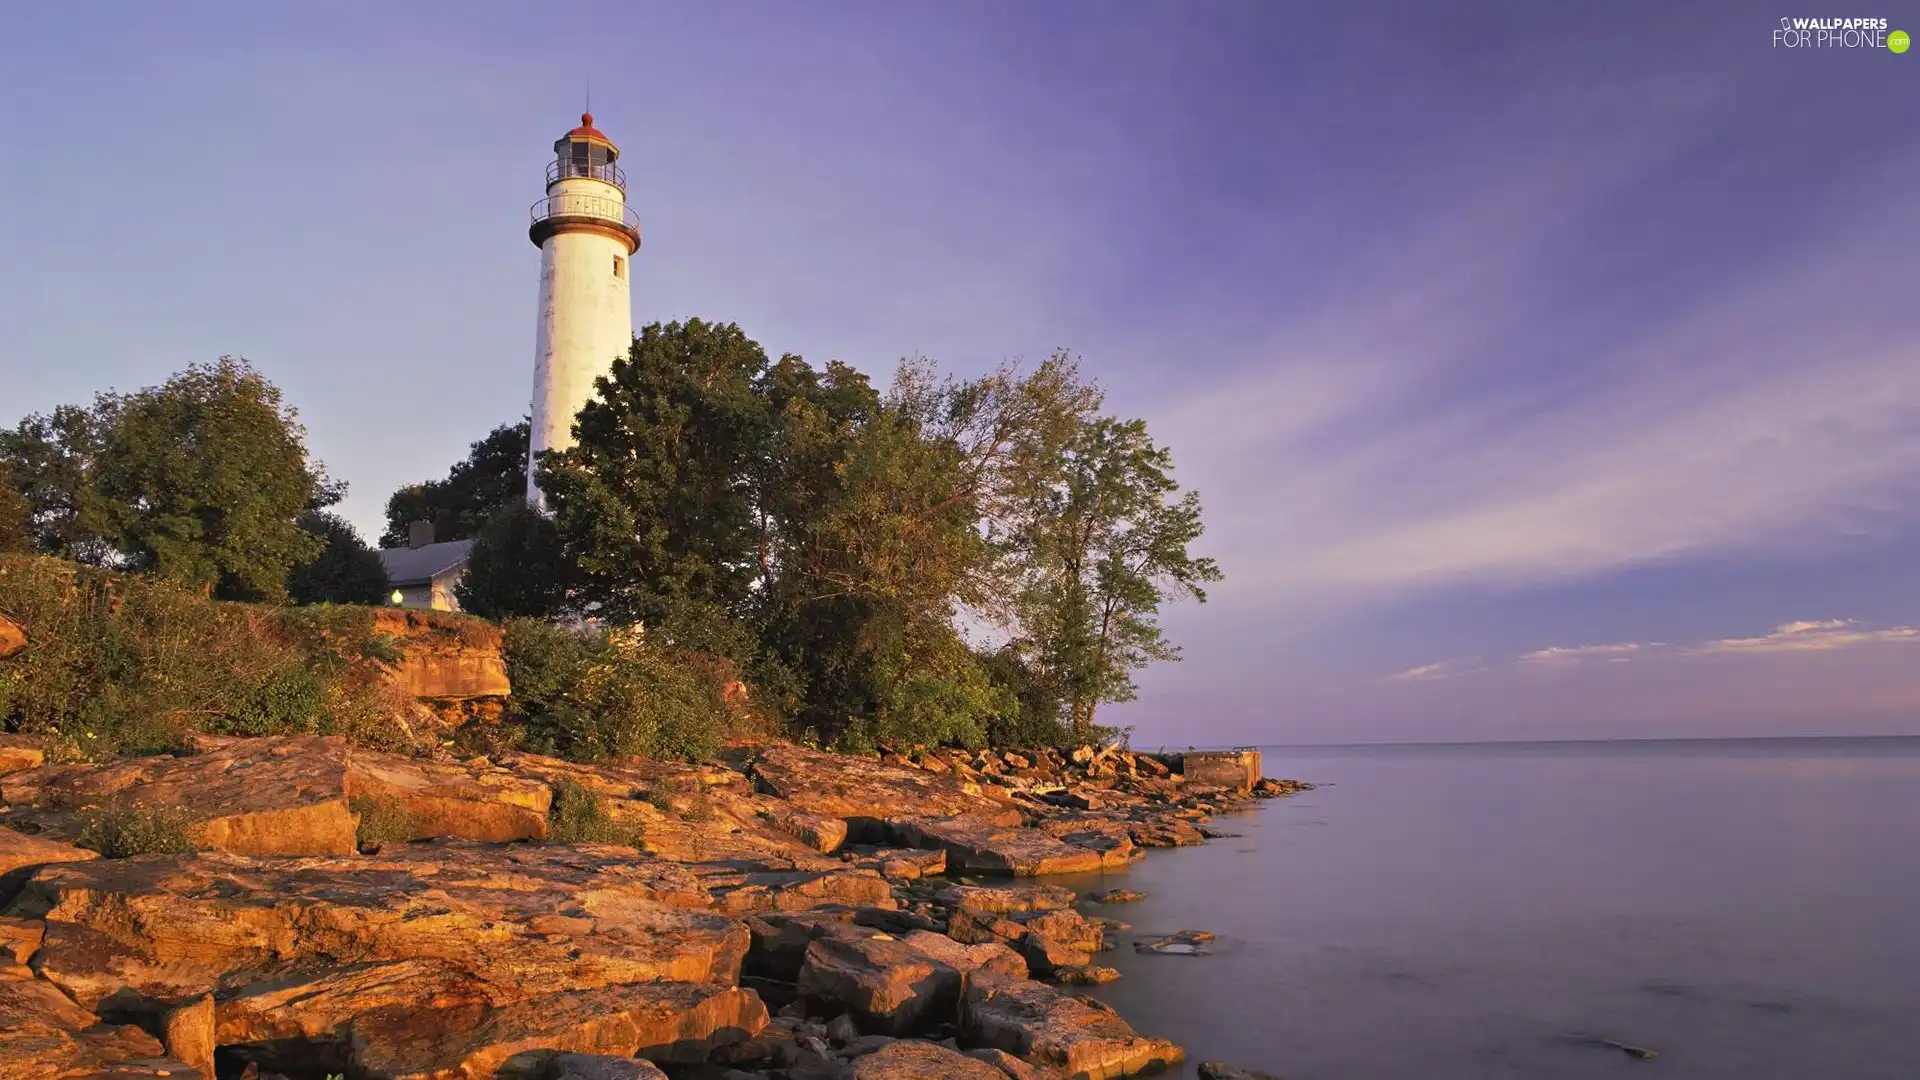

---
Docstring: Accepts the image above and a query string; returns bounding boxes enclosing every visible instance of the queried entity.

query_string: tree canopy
[448,320,1219,748]
[287,511,390,606]
[381,421,529,547]
[1,357,332,600]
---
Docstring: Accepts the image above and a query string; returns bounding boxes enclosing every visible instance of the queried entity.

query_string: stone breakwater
[0,734,1307,1079]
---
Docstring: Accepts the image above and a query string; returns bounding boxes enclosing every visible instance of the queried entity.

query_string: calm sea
[1056,737,1920,1079]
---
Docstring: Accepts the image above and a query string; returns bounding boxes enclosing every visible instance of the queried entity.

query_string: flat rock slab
[963,973,1183,1080]
[935,884,1077,914]
[8,844,749,1011]
[549,1053,671,1079]
[0,825,98,879]
[897,818,1134,877]
[750,745,1023,838]
[1,735,551,856]
[849,1039,1008,1080]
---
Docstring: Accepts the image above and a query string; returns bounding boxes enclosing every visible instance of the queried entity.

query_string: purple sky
[3,2,1916,745]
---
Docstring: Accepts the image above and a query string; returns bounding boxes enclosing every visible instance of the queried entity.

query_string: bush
[0,556,417,758]
[504,621,742,764]
[349,795,416,851]
[548,777,644,846]
[74,803,199,858]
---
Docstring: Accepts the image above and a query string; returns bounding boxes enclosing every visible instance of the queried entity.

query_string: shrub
[504,621,740,764]
[0,556,418,758]
[349,795,416,851]
[74,803,199,858]
[548,777,644,846]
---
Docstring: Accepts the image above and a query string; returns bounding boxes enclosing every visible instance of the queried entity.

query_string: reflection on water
[1052,737,1920,1079]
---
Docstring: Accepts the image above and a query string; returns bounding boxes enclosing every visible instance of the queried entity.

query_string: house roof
[377,540,473,587]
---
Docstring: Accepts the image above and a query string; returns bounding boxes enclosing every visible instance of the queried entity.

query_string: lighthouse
[526,113,640,508]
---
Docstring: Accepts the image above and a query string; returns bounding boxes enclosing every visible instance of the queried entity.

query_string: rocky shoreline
[0,732,1306,1079]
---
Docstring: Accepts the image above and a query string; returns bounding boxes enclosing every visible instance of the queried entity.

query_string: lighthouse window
[613,256,626,279]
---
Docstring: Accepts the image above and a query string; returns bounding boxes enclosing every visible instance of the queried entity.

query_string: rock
[841,1033,899,1058]
[0,915,44,964]
[701,863,895,916]
[946,908,1027,949]
[962,973,1184,1080]
[762,805,852,854]
[896,818,1132,877]
[750,745,1023,841]
[0,965,200,1079]
[1251,777,1311,798]
[1022,910,1103,953]
[0,613,24,660]
[161,994,216,1075]
[1172,750,1262,792]
[373,607,511,700]
[966,1046,1057,1080]
[0,825,98,881]
[1056,965,1121,985]
[847,1039,1008,1080]
[1125,819,1208,847]
[897,930,1028,980]
[1019,931,1094,978]
[935,883,1076,914]
[0,734,43,775]
[1,735,552,856]
[1088,889,1145,904]
[796,931,963,1035]
[1135,929,1215,956]
[1198,1062,1284,1079]
[12,844,750,1012]
[867,847,946,879]
[826,1012,862,1045]
[548,1053,671,1079]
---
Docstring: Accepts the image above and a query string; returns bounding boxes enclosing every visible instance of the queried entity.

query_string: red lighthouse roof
[564,112,614,147]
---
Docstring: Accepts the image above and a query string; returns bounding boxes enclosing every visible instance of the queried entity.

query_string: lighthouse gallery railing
[529,193,641,233]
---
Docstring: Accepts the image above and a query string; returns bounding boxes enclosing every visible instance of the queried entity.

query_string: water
[1057,737,1920,1079]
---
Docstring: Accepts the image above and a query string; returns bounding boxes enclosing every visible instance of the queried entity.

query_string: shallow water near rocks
[1054,736,1920,1079]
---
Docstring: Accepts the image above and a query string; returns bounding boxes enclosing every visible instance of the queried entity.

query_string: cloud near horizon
[1394,618,1920,682]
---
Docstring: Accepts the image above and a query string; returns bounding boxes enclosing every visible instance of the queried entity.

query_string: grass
[349,795,416,851]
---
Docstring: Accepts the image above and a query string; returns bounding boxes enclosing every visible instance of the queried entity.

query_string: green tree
[455,499,573,619]
[0,462,32,553]
[540,319,775,634]
[1013,416,1219,740]
[381,421,529,547]
[3,358,330,600]
[286,512,389,605]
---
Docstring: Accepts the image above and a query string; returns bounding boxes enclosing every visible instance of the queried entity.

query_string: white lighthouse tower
[526,112,640,508]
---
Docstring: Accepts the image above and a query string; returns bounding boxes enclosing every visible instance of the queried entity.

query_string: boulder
[222,973,765,1078]
[1087,890,1145,904]
[549,1053,671,1079]
[761,805,852,854]
[374,607,512,700]
[161,994,216,1075]
[1135,929,1215,956]
[700,863,895,916]
[0,736,552,856]
[966,1046,1059,1080]
[0,915,43,964]
[897,930,1028,980]
[0,965,200,1079]
[962,973,1183,1080]
[0,734,43,775]
[750,745,1023,840]
[0,612,23,660]
[847,1039,1007,1079]
[797,932,963,1035]
[896,818,1133,877]
[865,847,946,879]
[0,825,98,880]
[10,844,750,1012]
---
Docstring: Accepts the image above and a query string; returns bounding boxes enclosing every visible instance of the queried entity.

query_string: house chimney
[408,520,435,550]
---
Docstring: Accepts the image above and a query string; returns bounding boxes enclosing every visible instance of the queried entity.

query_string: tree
[1012,416,1220,740]
[381,421,529,547]
[286,512,389,605]
[455,499,573,619]
[2,357,330,600]
[539,319,775,635]
[0,463,32,554]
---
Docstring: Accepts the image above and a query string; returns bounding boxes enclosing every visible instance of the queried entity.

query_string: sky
[2,2,1916,746]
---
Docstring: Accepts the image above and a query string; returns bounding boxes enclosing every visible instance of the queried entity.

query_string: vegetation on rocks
[348,794,416,851]
[546,776,645,846]
[0,555,415,758]
[73,802,200,858]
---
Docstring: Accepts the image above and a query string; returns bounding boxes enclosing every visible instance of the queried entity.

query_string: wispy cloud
[1157,141,1920,606]
[1520,642,1661,664]
[1689,619,1920,656]
[1385,658,1485,683]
